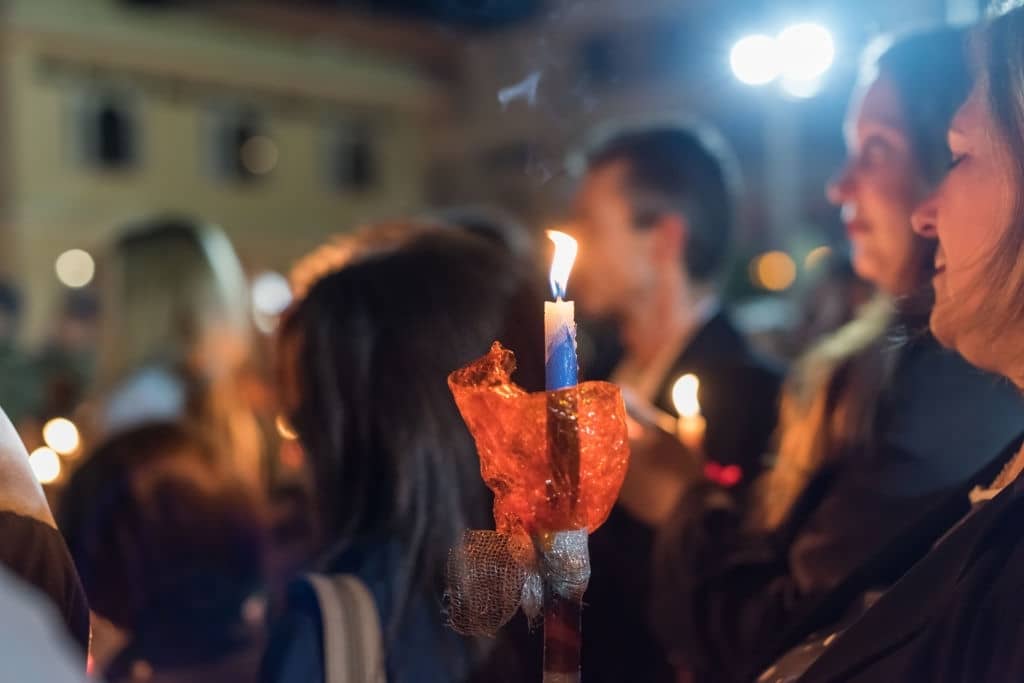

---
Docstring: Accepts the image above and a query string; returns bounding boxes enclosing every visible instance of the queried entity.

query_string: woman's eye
[859,139,891,168]
[947,154,967,171]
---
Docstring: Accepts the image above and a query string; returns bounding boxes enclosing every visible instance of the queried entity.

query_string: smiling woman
[783,5,1024,681]
[912,15,1024,387]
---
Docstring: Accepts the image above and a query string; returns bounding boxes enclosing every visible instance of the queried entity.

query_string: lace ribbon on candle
[444,343,628,637]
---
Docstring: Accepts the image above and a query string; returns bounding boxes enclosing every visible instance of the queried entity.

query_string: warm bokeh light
[671,374,701,419]
[240,135,279,175]
[29,447,61,485]
[55,249,95,288]
[752,251,798,291]
[547,230,578,299]
[805,245,833,269]
[730,34,780,85]
[777,23,835,82]
[42,417,80,456]
[275,414,298,441]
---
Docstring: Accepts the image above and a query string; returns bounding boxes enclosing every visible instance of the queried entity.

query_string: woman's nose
[826,162,855,206]
[911,192,939,238]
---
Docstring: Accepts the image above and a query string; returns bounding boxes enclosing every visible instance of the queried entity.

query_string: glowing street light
[730,34,780,86]
[731,23,835,98]
[777,23,835,82]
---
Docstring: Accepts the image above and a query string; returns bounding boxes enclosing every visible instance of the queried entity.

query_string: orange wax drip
[449,342,630,536]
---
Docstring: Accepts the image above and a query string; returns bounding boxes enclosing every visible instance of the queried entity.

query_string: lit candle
[545,230,579,391]
[671,374,706,453]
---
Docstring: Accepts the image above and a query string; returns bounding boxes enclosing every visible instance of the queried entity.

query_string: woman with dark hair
[60,422,266,682]
[783,4,1024,679]
[651,25,1024,683]
[262,224,544,683]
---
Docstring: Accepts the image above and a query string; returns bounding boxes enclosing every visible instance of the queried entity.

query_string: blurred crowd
[4,6,1024,683]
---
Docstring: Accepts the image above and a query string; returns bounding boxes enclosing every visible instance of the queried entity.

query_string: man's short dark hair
[584,124,738,282]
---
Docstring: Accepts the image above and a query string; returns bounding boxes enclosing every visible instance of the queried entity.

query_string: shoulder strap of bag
[304,573,386,683]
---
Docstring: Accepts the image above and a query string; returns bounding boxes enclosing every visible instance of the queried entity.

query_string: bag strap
[304,573,386,683]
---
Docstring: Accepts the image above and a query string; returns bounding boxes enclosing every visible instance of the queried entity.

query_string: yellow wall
[1,0,447,339]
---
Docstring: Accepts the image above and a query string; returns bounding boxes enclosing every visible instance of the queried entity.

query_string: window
[205,105,274,183]
[71,89,139,170]
[579,33,619,89]
[324,121,376,193]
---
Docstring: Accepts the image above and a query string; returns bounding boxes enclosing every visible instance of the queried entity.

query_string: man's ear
[651,213,689,268]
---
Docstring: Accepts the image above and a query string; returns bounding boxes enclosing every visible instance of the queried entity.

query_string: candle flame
[547,230,578,299]
[672,374,701,418]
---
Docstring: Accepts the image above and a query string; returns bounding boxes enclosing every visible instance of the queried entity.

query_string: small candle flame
[672,374,701,418]
[547,230,578,299]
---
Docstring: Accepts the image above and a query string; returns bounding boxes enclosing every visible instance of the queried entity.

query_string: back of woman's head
[97,215,250,390]
[866,26,971,186]
[60,422,264,632]
[277,223,543,603]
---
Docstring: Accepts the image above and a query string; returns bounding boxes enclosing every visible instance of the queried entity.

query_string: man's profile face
[569,161,657,320]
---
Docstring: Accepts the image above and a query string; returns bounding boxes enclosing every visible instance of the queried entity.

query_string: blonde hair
[97,216,250,391]
[752,297,897,530]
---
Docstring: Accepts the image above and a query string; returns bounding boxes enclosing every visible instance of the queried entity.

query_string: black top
[796,469,1024,682]
[654,335,1024,683]
[0,510,89,655]
[584,311,783,683]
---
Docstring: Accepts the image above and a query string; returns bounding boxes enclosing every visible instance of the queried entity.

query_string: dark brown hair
[583,124,739,283]
[754,25,973,530]
[59,422,264,631]
[277,225,544,643]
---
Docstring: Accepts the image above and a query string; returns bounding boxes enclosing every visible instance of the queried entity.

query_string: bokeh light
[29,447,61,484]
[240,136,279,175]
[777,23,835,82]
[55,249,95,288]
[730,34,780,86]
[275,414,298,441]
[252,271,293,334]
[751,251,798,291]
[252,271,292,317]
[781,75,824,99]
[805,245,833,269]
[43,417,81,456]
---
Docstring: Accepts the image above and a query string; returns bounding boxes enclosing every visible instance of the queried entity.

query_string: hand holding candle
[671,374,707,453]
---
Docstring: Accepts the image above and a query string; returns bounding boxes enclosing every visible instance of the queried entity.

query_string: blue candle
[545,231,579,391]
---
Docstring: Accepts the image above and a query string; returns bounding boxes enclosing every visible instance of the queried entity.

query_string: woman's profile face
[912,78,1018,378]
[827,73,933,296]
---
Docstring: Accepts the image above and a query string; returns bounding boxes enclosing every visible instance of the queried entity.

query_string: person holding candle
[262,222,546,683]
[568,124,784,682]
[652,25,1024,683]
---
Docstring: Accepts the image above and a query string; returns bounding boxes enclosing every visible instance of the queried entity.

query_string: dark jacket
[794,467,1024,682]
[584,311,783,683]
[261,540,534,683]
[650,311,783,484]
[653,336,1024,683]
